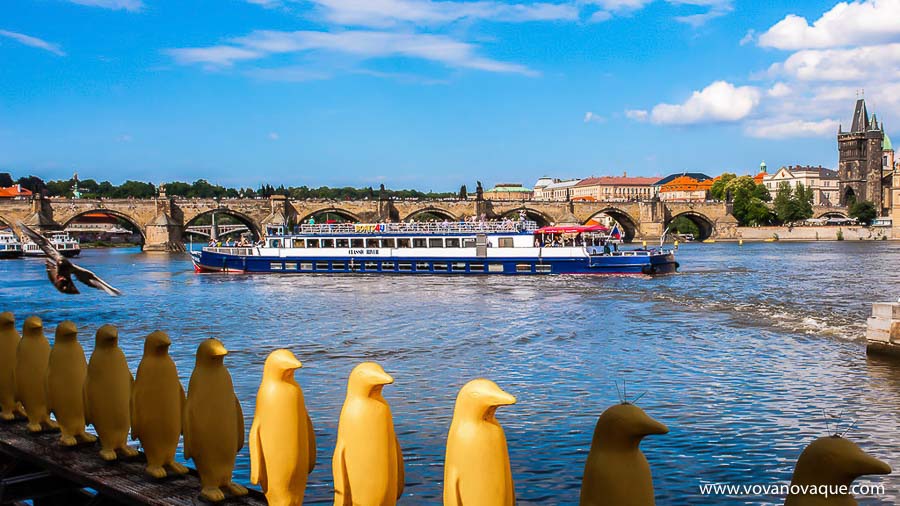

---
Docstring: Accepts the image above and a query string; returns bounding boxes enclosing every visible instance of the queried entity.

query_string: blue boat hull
[192,250,678,276]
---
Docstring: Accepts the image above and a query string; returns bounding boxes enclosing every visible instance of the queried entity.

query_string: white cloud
[66,0,144,11]
[588,10,613,22]
[767,82,791,97]
[588,0,654,11]
[646,80,760,125]
[772,43,900,82]
[758,0,900,50]
[745,118,840,139]
[625,109,649,120]
[169,30,537,75]
[268,132,280,140]
[584,111,605,123]
[116,134,133,142]
[739,29,755,46]
[0,29,65,56]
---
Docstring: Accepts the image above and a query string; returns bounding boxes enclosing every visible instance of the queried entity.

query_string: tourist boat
[0,231,23,259]
[190,221,678,275]
[23,231,81,258]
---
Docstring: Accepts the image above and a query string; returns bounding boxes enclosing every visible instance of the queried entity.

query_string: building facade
[483,183,533,200]
[532,178,581,201]
[837,98,887,209]
[571,175,659,202]
[763,165,840,206]
[658,175,715,202]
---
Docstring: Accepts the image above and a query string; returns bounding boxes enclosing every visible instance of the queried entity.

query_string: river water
[2,242,899,505]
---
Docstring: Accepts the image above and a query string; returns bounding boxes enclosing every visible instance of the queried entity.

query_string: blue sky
[1,0,899,190]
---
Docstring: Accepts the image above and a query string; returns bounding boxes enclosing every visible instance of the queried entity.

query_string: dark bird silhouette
[18,223,122,296]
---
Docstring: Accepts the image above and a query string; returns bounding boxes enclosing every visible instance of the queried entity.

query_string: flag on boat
[609,224,621,240]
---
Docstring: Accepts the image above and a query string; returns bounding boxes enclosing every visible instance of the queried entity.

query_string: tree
[849,200,877,225]
[669,216,699,236]
[16,175,46,194]
[728,176,773,226]
[0,173,12,187]
[710,173,737,201]
[773,182,814,224]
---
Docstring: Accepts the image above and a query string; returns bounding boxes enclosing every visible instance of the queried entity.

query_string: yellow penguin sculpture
[443,378,517,506]
[784,435,891,506]
[332,362,405,506]
[184,338,248,502]
[250,349,317,506]
[579,402,669,506]
[0,311,26,421]
[15,316,57,432]
[85,324,138,461]
[131,331,189,479]
[47,321,96,446]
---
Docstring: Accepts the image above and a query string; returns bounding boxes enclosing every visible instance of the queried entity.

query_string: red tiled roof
[0,185,32,198]
[575,176,659,187]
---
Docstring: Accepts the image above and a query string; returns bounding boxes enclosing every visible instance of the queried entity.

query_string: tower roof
[850,99,870,132]
[885,133,894,151]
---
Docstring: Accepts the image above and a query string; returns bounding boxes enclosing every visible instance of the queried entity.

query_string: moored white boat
[191,220,678,276]
[23,231,81,258]
[0,231,23,259]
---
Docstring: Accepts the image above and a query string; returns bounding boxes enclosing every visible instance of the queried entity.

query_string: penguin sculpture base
[145,461,190,480]
[0,403,27,422]
[199,482,249,503]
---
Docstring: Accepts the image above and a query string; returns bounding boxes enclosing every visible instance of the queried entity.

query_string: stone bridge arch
[183,208,263,240]
[297,207,362,225]
[665,211,715,241]
[403,207,458,222]
[815,210,849,219]
[496,207,553,227]
[584,208,639,243]
[59,209,147,245]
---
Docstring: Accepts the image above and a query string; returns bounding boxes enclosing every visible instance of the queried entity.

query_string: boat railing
[203,247,256,256]
[295,220,539,235]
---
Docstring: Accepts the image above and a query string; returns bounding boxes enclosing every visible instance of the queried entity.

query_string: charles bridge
[0,195,850,251]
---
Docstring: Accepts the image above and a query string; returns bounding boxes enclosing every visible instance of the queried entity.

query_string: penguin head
[348,362,393,397]
[791,436,891,487]
[454,378,516,422]
[144,331,172,355]
[0,311,14,329]
[95,324,119,347]
[55,321,78,342]
[196,338,228,365]
[592,403,669,450]
[23,316,43,336]
[264,349,302,381]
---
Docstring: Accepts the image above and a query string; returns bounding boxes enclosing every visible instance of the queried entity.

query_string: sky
[1,0,899,191]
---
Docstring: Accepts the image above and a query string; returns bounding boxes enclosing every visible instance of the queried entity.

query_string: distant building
[572,174,659,202]
[483,183,532,201]
[763,165,840,206]
[653,172,712,187]
[837,98,888,210]
[753,161,768,185]
[0,185,33,199]
[532,178,581,201]
[658,175,715,202]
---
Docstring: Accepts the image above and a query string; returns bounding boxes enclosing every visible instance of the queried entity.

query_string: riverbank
[733,225,892,241]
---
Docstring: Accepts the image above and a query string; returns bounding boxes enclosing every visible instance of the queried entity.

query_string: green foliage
[709,173,736,201]
[773,182,814,224]
[669,216,699,236]
[729,176,773,226]
[0,173,13,187]
[848,200,877,225]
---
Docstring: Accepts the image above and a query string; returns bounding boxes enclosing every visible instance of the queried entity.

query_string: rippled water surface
[2,241,900,504]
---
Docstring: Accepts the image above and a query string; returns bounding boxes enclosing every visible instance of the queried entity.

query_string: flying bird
[18,223,122,296]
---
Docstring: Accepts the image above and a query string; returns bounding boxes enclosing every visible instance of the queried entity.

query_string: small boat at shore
[0,231,23,259]
[23,231,81,258]
[191,221,678,276]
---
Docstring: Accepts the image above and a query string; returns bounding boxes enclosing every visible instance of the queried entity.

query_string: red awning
[534,225,610,234]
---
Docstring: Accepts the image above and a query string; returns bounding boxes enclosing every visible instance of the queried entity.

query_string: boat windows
[315,262,329,270]
[428,238,443,248]
[382,261,395,270]
[332,262,346,270]
[397,238,411,248]
[416,262,430,271]
[536,264,552,273]
[285,262,297,270]
[433,262,448,271]
[452,262,467,272]
[269,262,284,270]
[469,262,484,272]
[380,238,395,248]
[336,239,349,248]
[412,238,427,248]
[300,262,313,271]
[488,263,505,273]
[463,238,476,248]
[398,262,412,271]
[516,263,533,273]
[365,262,379,270]
[269,239,281,248]
[321,239,334,248]
[293,239,306,248]
[366,239,380,248]
[445,238,461,248]
[498,238,514,248]
[307,239,320,248]
[351,239,364,248]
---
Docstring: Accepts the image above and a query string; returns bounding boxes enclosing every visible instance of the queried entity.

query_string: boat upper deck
[285,220,539,237]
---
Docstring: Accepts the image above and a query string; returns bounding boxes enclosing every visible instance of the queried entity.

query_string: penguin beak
[283,356,303,370]
[489,389,517,407]
[373,370,394,385]
[637,414,669,436]
[211,341,229,357]
[157,334,172,347]
[849,450,892,477]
